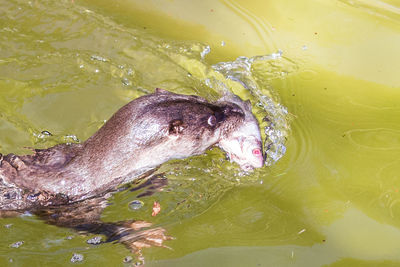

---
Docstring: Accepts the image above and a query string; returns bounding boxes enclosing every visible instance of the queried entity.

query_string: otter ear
[155,88,171,94]
[168,119,186,135]
[244,100,252,111]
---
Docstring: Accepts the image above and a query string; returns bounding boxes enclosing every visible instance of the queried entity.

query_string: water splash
[212,53,290,165]
[160,44,291,166]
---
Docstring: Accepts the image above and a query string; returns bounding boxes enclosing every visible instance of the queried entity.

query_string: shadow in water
[2,173,172,263]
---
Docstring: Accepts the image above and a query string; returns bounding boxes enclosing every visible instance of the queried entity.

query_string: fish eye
[252,148,262,156]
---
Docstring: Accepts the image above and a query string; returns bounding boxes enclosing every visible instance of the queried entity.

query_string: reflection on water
[338,0,400,22]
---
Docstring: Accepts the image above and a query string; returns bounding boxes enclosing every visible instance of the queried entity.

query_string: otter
[0,88,263,211]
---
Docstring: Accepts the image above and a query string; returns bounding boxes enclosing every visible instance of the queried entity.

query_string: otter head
[217,96,264,171]
[119,90,250,170]
[162,99,247,159]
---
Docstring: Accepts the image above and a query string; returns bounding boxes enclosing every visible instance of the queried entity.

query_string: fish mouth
[241,164,255,172]
[243,158,264,170]
[227,152,263,171]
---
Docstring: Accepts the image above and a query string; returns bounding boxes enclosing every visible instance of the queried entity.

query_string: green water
[1,0,400,266]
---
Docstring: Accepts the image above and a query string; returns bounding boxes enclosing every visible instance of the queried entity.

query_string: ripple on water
[282,117,314,171]
[338,0,400,23]
[345,128,400,150]
[298,69,318,81]
[376,160,400,218]
[221,0,278,51]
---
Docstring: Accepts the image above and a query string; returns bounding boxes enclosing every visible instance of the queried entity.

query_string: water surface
[1,0,400,266]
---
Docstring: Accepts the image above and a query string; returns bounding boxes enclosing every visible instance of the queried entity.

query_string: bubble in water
[127,68,134,76]
[41,130,52,136]
[121,78,132,86]
[10,241,24,248]
[129,200,144,210]
[63,135,80,143]
[271,49,283,59]
[86,236,102,245]
[123,256,133,263]
[200,45,211,59]
[70,253,84,263]
[90,55,108,62]
[33,130,53,140]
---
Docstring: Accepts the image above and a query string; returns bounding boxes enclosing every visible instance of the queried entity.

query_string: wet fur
[0,89,245,211]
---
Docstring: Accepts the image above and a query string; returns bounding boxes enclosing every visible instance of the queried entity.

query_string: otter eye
[252,148,262,156]
[207,115,216,126]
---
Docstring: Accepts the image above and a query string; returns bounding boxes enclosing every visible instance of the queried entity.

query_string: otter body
[0,89,263,211]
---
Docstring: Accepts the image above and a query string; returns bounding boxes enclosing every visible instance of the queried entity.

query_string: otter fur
[0,89,263,211]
